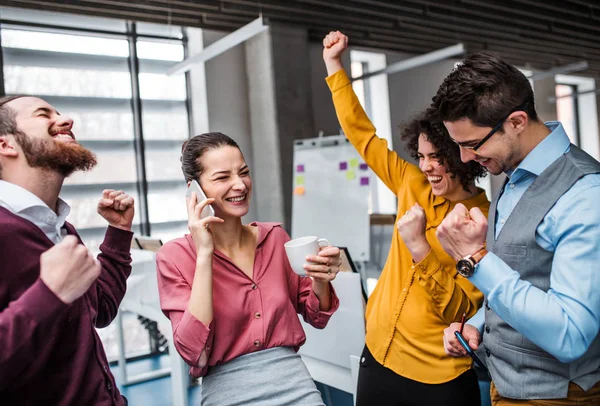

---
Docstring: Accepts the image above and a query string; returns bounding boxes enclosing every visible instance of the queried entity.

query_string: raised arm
[323,31,415,193]
[157,194,223,371]
[156,251,214,371]
[93,227,133,327]
[92,189,135,327]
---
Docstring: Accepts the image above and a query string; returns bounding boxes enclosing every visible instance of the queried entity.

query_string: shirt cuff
[306,283,340,317]
[412,249,445,280]
[176,309,213,361]
[325,69,351,93]
[470,251,513,296]
[467,306,485,334]
[100,226,134,254]
[19,278,70,321]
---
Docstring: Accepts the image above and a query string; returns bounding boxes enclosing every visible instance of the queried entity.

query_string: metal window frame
[556,82,581,146]
[0,18,191,238]
[126,21,151,236]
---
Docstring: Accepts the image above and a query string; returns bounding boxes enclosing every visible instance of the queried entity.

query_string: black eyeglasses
[467,102,529,152]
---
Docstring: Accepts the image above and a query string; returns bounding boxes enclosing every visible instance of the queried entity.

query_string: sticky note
[296,164,305,173]
[349,158,359,168]
[359,163,368,171]
[339,162,348,170]
[360,177,369,186]
[346,170,356,180]
[294,186,305,195]
[295,175,305,185]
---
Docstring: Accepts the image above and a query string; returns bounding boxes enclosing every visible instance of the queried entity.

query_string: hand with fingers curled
[397,203,431,263]
[97,189,135,231]
[443,322,481,358]
[322,30,349,75]
[303,245,342,284]
[322,30,348,61]
[40,235,102,304]
[186,192,224,257]
[436,203,487,261]
[304,245,341,312]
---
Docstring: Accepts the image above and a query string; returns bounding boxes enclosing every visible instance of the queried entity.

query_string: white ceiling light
[167,16,268,76]
[351,43,465,82]
[527,60,589,81]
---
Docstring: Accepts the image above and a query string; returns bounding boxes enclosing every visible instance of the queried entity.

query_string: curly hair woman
[323,30,490,405]
[401,114,486,195]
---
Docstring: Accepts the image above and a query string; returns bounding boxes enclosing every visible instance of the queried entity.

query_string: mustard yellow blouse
[326,69,489,383]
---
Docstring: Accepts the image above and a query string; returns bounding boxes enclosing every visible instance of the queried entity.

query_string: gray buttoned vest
[483,145,600,399]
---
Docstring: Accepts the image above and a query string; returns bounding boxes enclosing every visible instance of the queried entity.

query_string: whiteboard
[291,135,371,262]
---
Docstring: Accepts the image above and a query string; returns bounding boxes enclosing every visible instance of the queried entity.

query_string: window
[555,84,579,145]
[555,74,600,160]
[1,9,191,249]
[350,61,372,118]
[2,27,141,248]
[138,38,190,241]
[350,50,395,215]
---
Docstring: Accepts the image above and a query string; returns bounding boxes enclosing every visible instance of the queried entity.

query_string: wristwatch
[456,247,488,278]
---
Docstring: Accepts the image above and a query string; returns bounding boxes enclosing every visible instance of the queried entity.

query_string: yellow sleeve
[413,250,484,323]
[326,69,417,194]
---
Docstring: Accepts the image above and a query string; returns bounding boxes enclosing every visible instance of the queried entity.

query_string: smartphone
[186,180,215,219]
[454,330,489,374]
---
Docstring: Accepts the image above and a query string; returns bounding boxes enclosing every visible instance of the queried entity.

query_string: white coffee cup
[284,236,331,275]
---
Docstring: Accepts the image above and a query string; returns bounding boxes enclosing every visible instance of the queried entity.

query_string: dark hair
[0,96,25,136]
[180,132,241,182]
[400,113,486,192]
[0,95,27,178]
[430,51,538,129]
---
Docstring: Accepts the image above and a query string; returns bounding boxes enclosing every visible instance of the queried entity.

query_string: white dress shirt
[0,180,71,244]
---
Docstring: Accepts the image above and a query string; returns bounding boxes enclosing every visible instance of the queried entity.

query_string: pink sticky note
[296,164,305,172]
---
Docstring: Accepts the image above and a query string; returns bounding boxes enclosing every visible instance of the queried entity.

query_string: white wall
[184,27,258,222]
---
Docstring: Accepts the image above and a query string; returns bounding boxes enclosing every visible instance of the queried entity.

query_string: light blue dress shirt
[468,122,600,363]
[0,180,71,244]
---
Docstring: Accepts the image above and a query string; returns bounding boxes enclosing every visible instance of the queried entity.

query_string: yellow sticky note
[346,170,356,180]
[349,158,359,168]
[296,175,305,185]
[294,186,305,195]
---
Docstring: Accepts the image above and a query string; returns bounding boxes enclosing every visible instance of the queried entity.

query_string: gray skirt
[200,347,325,406]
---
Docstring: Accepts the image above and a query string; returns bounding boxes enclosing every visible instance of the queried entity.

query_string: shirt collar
[0,180,71,225]
[509,121,570,179]
[459,187,489,209]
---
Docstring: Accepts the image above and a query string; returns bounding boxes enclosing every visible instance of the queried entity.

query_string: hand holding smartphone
[454,330,489,374]
[186,180,215,219]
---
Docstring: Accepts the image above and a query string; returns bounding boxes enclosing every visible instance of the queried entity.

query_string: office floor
[111,355,201,406]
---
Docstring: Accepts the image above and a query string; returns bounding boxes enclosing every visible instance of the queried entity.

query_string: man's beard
[15,132,97,177]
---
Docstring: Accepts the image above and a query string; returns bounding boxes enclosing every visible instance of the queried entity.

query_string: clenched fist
[40,235,101,304]
[397,203,430,263]
[436,203,487,261]
[97,189,135,231]
[322,30,349,76]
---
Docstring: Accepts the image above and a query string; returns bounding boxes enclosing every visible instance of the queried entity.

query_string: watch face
[456,259,474,277]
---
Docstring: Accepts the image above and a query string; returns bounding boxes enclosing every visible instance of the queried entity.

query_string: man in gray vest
[432,52,600,405]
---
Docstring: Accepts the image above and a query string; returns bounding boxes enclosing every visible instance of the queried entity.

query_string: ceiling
[2,0,600,78]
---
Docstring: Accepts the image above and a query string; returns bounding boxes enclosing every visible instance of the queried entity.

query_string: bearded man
[0,95,135,405]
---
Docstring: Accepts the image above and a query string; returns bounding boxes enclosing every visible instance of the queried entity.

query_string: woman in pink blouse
[156,132,341,405]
